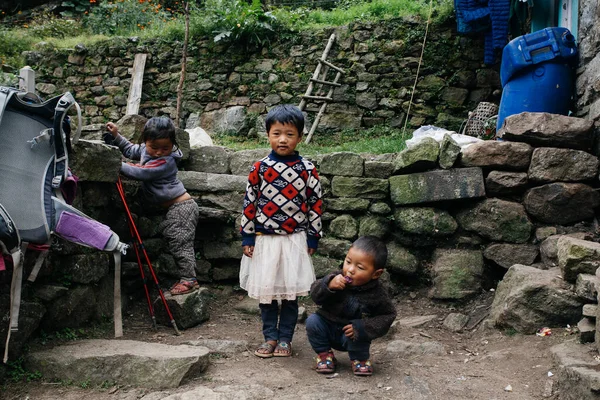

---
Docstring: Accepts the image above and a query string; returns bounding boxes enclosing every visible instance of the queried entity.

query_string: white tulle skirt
[240,232,316,304]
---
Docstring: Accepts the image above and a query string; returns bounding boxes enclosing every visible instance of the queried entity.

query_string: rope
[402,0,434,134]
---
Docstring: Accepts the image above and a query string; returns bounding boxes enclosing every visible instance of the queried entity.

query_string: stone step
[578,317,596,343]
[583,304,598,319]
[24,339,210,389]
[550,340,600,400]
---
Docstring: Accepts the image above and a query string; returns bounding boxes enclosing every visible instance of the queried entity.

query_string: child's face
[342,246,383,287]
[145,138,173,158]
[267,121,302,157]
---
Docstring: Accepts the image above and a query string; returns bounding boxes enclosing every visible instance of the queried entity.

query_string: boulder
[200,106,249,136]
[443,313,469,332]
[329,214,359,240]
[439,134,461,169]
[524,183,600,225]
[456,198,532,243]
[393,137,439,173]
[485,171,528,196]
[459,141,533,171]
[386,242,419,276]
[115,114,147,142]
[575,274,599,302]
[325,197,370,212]
[483,243,539,269]
[499,112,594,150]
[528,148,599,182]
[0,297,46,361]
[154,287,211,329]
[312,255,341,278]
[187,146,231,174]
[41,286,96,331]
[557,236,600,282]
[229,149,270,176]
[70,140,122,182]
[364,161,394,179]
[317,237,352,259]
[429,248,484,300]
[489,265,583,333]
[540,233,593,268]
[50,253,110,284]
[24,339,210,389]
[319,152,364,176]
[178,171,247,192]
[394,207,457,236]
[331,176,389,199]
[358,215,390,238]
[389,167,485,205]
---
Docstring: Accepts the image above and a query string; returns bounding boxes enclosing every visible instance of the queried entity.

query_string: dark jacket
[310,272,397,341]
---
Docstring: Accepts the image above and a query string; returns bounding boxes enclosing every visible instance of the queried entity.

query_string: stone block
[187,146,231,174]
[386,242,419,276]
[483,243,539,269]
[540,233,593,268]
[329,214,359,240]
[325,197,370,212]
[439,134,461,169]
[579,317,596,343]
[443,313,469,332]
[557,236,600,282]
[583,304,597,318]
[331,176,389,199]
[576,274,600,302]
[460,141,533,171]
[389,167,485,205]
[178,171,247,192]
[69,140,122,182]
[319,152,364,177]
[429,248,484,300]
[317,237,352,259]
[229,149,270,176]
[364,161,394,179]
[499,112,594,150]
[485,171,528,196]
[528,147,599,182]
[393,207,457,236]
[358,215,390,238]
[393,137,439,173]
[456,198,532,243]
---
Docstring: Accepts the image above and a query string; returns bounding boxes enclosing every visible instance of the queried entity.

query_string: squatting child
[239,104,323,358]
[106,117,200,295]
[306,236,397,376]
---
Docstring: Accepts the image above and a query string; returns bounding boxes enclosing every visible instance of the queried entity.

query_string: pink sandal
[169,279,199,295]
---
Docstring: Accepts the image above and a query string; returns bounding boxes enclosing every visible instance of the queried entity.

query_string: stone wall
[24,18,499,134]
[576,0,600,146]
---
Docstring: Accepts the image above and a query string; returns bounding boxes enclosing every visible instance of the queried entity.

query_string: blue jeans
[305,313,371,360]
[259,299,298,343]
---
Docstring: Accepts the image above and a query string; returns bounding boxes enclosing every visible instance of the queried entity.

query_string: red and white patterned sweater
[240,151,323,249]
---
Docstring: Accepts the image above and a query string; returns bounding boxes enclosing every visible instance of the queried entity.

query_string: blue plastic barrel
[496,27,578,131]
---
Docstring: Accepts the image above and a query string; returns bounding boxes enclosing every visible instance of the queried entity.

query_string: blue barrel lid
[500,27,577,87]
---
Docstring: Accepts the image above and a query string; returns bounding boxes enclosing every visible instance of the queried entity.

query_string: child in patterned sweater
[239,104,323,358]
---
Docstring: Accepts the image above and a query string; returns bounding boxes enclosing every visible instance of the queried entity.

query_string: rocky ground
[1,285,583,400]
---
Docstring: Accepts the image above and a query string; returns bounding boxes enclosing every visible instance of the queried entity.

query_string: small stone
[504,384,513,392]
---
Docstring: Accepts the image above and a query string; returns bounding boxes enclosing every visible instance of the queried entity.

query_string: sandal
[274,341,292,357]
[254,341,276,358]
[169,279,199,295]
[351,359,373,376]
[315,351,337,374]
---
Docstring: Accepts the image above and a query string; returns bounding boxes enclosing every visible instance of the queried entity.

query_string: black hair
[265,104,305,136]
[140,116,178,148]
[351,236,388,270]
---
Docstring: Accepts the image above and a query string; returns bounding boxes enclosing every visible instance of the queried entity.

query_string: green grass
[273,0,454,30]
[213,125,410,156]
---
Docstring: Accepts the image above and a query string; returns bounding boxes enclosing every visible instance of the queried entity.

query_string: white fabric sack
[186,127,213,148]
[405,125,483,150]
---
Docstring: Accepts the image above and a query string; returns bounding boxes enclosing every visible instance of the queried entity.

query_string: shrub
[0,28,36,68]
[84,0,173,36]
[29,13,86,38]
[200,0,281,47]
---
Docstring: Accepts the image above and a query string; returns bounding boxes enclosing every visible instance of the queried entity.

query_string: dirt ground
[2,285,576,400]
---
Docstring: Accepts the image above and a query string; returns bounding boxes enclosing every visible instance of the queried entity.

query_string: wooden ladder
[299,33,345,144]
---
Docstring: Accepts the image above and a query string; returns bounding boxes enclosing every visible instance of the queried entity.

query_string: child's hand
[308,248,316,256]
[243,245,254,258]
[342,324,355,339]
[327,274,347,291]
[106,122,119,137]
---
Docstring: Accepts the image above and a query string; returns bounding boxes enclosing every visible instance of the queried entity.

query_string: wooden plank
[310,78,342,87]
[301,95,333,101]
[319,59,345,74]
[126,53,147,115]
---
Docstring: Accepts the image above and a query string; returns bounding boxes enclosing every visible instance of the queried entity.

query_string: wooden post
[126,54,147,115]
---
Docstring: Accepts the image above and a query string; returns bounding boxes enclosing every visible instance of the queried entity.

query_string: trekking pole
[116,177,181,336]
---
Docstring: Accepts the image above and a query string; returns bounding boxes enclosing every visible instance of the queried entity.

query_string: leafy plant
[84,0,173,36]
[60,0,93,18]
[6,357,42,383]
[206,0,280,47]
[29,13,85,38]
